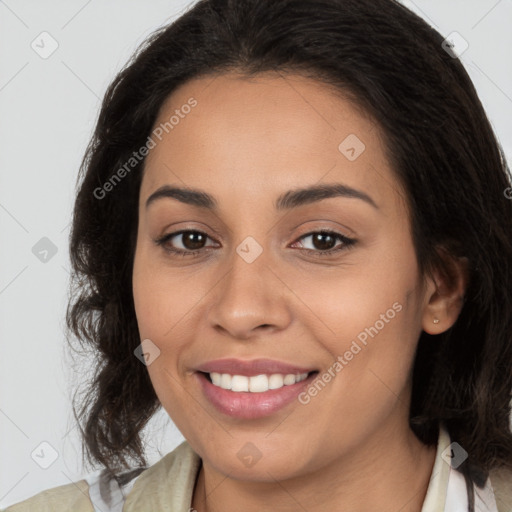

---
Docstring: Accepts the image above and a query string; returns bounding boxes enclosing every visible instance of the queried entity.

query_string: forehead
[140,72,407,215]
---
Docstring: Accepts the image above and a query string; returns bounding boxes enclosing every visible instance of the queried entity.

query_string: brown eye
[155,230,217,257]
[155,229,356,259]
[292,230,356,257]
[310,232,337,251]
[177,231,208,250]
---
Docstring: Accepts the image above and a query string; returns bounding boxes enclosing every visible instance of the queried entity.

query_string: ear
[421,248,470,335]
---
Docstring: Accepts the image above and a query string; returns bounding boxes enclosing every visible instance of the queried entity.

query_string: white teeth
[249,374,268,393]
[208,372,309,392]
[220,373,232,390]
[231,375,249,392]
[268,374,284,389]
[283,374,296,385]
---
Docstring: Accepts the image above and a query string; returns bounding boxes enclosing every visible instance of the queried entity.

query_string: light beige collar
[421,424,452,512]
[123,441,201,512]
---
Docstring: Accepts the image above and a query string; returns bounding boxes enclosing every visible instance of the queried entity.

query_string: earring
[433,318,440,324]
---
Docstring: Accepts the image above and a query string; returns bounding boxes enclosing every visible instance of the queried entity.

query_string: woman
[4,0,512,510]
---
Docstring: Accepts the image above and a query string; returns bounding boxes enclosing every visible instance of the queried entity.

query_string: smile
[196,371,318,419]
[208,372,309,392]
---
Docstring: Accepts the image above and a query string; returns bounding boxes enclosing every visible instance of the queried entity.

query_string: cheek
[132,246,188,339]
[132,250,202,404]
[132,265,188,424]
[298,278,418,392]
[132,258,158,339]
[282,255,418,352]
[295,239,423,397]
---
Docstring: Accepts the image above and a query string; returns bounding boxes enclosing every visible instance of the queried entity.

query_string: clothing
[3,425,511,511]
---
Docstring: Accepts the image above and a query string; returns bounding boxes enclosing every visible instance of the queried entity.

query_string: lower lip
[196,372,317,419]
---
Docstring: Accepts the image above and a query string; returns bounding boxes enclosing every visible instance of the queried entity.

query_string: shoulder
[122,440,201,510]
[1,479,93,512]
[489,465,512,512]
[1,441,200,512]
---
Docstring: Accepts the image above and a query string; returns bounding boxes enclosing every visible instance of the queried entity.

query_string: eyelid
[155,229,218,251]
[292,220,357,239]
[288,229,356,255]
[155,227,357,258]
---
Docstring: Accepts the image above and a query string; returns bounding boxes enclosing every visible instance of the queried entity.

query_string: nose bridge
[233,234,269,290]
[207,235,289,338]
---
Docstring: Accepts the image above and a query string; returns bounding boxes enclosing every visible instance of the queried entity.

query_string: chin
[196,438,315,482]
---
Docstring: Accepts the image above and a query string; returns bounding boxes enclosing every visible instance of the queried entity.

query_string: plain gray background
[1,0,511,508]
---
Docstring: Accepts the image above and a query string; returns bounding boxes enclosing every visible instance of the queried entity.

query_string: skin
[132,72,467,512]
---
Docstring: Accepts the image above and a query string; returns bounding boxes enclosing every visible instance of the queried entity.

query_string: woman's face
[132,72,438,480]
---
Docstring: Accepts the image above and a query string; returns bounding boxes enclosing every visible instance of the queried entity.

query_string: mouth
[202,370,313,392]
[196,370,319,419]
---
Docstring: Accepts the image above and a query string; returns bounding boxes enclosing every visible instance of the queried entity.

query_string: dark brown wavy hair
[66,0,512,507]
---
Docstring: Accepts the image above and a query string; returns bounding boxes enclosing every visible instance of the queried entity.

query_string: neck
[191,420,437,512]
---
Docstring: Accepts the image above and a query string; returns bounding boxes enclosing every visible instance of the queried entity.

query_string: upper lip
[196,358,316,377]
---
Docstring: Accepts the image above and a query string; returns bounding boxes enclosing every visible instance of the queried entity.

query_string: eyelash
[154,229,356,258]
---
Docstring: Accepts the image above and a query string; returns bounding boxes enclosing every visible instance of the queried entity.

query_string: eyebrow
[145,183,378,211]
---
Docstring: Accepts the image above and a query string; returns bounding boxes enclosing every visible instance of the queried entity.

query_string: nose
[207,244,292,340]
